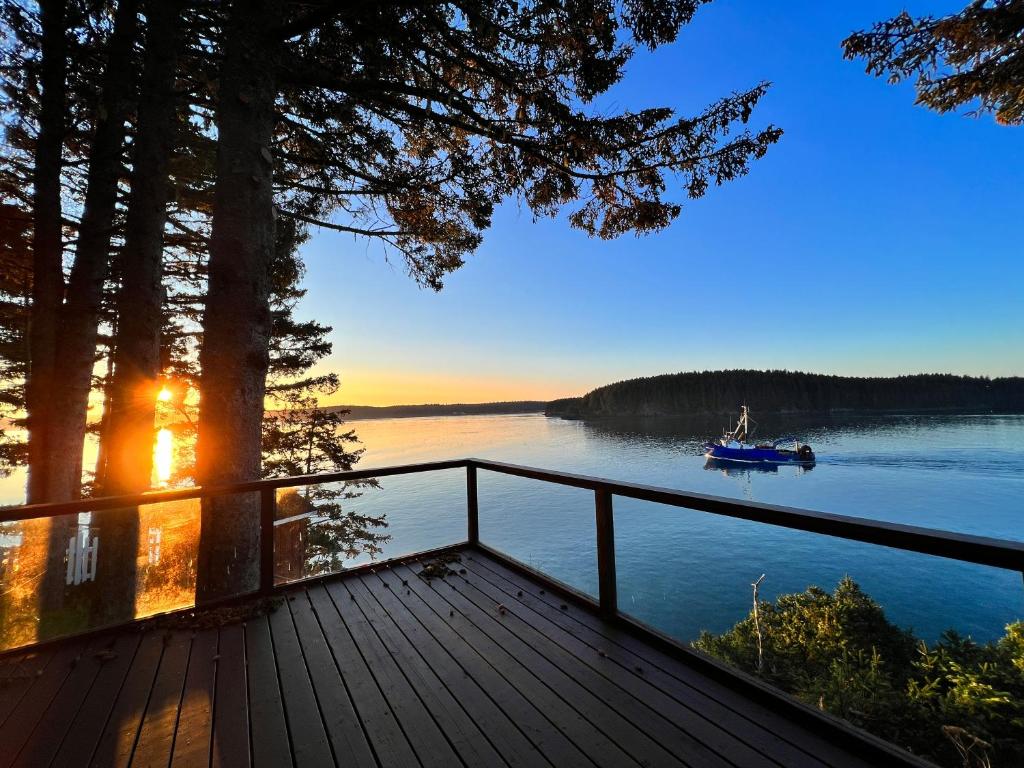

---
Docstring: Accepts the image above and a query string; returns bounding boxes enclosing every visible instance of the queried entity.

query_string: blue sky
[298,0,1024,405]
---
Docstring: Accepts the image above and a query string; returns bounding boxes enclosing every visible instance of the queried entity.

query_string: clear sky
[297,0,1024,406]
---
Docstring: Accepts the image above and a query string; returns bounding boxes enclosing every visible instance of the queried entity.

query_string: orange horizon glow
[313,368,586,408]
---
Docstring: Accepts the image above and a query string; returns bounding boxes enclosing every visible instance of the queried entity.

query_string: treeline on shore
[545,370,1024,418]
[324,401,547,420]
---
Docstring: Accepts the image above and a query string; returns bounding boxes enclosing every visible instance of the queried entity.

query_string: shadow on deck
[0,545,923,768]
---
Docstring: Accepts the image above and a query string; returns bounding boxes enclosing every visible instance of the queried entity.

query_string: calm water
[346,412,1024,644]
[2,412,1021,648]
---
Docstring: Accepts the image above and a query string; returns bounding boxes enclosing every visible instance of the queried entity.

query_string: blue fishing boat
[704,406,815,465]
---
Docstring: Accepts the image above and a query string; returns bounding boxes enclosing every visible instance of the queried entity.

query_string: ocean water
[1,412,1021,648]
[346,412,1024,644]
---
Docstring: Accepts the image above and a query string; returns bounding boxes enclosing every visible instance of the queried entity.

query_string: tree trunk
[25,0,69,631]
[44,0,139,501]
[195,0,281,603]
[26,0,68,504]
[93,0,184,624]
[37,0,139,627]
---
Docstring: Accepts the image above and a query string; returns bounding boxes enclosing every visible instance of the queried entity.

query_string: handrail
[468,458,1024,573]
[2,456,1022,619]
[0,459,469,523]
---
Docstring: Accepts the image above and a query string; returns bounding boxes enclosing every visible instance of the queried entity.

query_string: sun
[156,385,173,403]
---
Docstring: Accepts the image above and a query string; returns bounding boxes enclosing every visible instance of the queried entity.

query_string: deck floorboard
[11,635,114,768]
[340,575,506,767]
[463,553,854,768]
[0,546,920,767]
[243,616,291,768]
[448,559,766,767]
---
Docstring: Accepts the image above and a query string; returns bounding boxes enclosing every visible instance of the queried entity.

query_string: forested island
[545,371,1024,419]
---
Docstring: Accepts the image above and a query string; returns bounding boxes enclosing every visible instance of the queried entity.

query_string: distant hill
[545,370,1024,419]
[323,401,546,420]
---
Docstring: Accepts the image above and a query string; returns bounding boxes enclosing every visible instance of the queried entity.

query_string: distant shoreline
[322,401,546,420]
[544,370,1024,419]
[545,405,1024,422]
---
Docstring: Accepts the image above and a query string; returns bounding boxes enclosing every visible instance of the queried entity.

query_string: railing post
[467,463,479,544]
[260,487,276,595]
[595,487,617,617]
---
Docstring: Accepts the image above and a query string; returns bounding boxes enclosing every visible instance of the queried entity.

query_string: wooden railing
[469,458,1024,617]
[4,457,1024,619]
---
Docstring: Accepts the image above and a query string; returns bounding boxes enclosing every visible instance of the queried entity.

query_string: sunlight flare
[154,428,173,485]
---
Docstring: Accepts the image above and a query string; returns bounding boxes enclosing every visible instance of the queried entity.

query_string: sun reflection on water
[154,428,173,486]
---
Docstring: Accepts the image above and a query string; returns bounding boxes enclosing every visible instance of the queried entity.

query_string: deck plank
[322,578,461,768]
[86,630,171,767]
[244,615,292,768]
[306,583,419,768]
[333,574,498,767]
[381,565,595,768]
[51,632,145,768]
[130,630,193,768]
[357,569,547,768]
[457,556,798,768]
[399,562,691,767]
[393,562,642,768]
[171,628,219,767]
[267,593,334,767]
[210,624,250,768]
[371,567,581,768]
[470,551,877,768]
[448,561,770,768]
[0,647,54,728]
[0,643,80,766]
[11,634,132,768]
[0,650,27,679]
[287,588,376,768]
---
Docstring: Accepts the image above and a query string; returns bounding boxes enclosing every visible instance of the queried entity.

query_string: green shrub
[694,578,1024,767]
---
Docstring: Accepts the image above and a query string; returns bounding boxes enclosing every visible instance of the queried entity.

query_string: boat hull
[704,443,815,465]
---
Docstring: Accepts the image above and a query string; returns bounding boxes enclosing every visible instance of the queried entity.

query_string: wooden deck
[0,546,920,768]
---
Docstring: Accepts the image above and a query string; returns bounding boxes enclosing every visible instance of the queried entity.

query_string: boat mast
[729,405,750,443]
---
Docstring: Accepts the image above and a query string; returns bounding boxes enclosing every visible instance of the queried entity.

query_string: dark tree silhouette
[843,1,1024,125]
[23,0,66,504]
[91,0,186,624]
[0,203,31,473]
[44,0,139,504]
[194,0,782,599]
[101,0,185,497]
[547,370,1024,418]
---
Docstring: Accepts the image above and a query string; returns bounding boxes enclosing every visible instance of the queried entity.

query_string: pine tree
[0,202,31,473]
[843,1,1024,125]
[261,217,387,580]
[194,0,781,599]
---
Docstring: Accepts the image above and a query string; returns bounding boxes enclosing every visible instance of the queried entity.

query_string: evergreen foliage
[843,1,1024,126]
[546,370,1024,418]
[696,578,1024,767]
[0,202,29,474]
[273,0,782,289]
[261,216,388,576]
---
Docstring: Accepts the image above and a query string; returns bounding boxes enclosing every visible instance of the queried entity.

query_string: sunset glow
[313,367,585,408]
[156,385,173,402]
[154,428,173,485]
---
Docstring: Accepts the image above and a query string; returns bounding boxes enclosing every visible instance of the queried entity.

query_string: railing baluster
[467,464,479,544]
[595,487,617,617]
[259,487,276,595]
